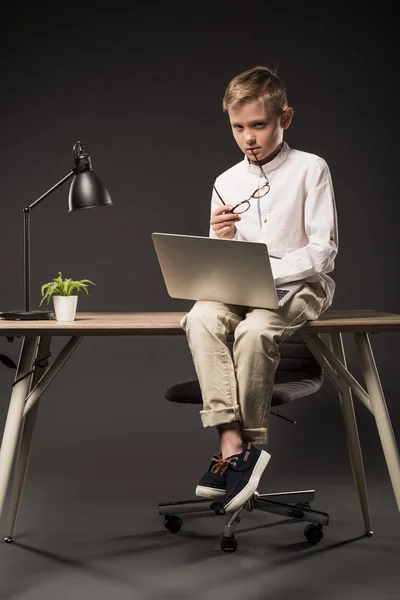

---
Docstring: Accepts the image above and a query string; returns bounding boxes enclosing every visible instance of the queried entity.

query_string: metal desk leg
[0,336,38,527]
[5,336,52,542]
[329,333,373,535]
[354,332,400,512]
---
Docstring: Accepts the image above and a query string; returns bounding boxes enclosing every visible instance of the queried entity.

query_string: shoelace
[210,454,236,475]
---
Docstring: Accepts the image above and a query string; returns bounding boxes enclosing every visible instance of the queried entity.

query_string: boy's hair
[222,65,288,115]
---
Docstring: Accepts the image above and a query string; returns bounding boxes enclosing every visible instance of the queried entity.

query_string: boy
[180,66,338,513]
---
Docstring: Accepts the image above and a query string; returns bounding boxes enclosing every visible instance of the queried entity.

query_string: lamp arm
[23,169,75,313]
[25,170,75,212]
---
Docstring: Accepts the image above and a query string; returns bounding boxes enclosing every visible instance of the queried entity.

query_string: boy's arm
[272,158,338,286]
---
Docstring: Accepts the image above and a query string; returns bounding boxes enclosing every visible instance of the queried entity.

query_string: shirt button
[264,218,268,223]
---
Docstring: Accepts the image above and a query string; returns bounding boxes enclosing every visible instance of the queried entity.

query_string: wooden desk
[1,310,399,543]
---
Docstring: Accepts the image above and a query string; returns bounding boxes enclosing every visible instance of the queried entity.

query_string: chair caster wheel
[220,534,237,553]
[4,537,15,544]
[164,515,183,534]
[304,524,323,545]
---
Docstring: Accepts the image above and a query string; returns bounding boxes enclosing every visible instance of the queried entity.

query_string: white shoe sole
[195,485,226,500]
[223,450,271,513]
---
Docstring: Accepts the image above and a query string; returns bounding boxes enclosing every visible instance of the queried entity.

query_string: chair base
[158,489,330,552]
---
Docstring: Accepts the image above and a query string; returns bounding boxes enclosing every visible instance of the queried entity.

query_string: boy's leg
[234,282,327,445]
[180,300,246,430]
[218,282,327,512]
[181,300,247,500]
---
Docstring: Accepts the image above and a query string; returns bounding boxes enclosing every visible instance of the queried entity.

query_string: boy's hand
[210,205,241,239]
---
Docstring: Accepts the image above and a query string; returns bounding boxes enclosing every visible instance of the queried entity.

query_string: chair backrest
[271,331,322,383]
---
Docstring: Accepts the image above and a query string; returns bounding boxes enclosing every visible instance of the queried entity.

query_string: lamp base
[0,310,55,321]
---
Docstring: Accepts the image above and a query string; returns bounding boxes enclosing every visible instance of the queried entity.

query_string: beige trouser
[180,282,328,445]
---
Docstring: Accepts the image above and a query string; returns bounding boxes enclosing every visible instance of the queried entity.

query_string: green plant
[40,272,95,306]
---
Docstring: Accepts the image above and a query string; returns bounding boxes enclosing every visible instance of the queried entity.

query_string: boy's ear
[281,107,294,129]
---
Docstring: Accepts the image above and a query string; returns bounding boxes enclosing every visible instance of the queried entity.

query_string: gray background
[0,1,399,599]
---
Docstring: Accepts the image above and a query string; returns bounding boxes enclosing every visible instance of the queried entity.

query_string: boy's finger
[214,204,233,215]
[211,213,240,224]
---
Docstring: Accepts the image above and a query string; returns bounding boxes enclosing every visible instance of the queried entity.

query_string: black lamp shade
[68,170,113,212]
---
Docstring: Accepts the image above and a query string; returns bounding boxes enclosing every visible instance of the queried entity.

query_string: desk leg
[5,336,52,542]
[354,333,400,513]
[329,333,372,534]
[0,336,38,529]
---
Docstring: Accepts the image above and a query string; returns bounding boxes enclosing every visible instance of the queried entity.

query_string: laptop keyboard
[276,288,290,300]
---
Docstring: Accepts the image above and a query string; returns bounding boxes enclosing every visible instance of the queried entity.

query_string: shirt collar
[245,141,290,175]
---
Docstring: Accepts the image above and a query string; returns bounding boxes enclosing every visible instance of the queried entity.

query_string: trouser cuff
[200,405,241,427]
[241,427,268,445]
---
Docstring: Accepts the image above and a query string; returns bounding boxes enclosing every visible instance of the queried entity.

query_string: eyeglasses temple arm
[213,182,226,206]
[250,149,270,184]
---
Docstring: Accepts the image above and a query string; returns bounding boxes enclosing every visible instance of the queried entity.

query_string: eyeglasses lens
[232,202,250,214]
[251,184,270,199]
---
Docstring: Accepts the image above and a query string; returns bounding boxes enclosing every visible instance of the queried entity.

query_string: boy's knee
[181,301,221,334]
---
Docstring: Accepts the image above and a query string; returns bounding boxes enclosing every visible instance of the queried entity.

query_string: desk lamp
[0,141,112,320]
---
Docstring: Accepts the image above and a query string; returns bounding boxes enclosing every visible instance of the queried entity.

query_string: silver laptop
[152,233,304,309]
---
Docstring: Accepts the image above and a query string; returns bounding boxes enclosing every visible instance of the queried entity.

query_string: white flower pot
[53,295,78,322]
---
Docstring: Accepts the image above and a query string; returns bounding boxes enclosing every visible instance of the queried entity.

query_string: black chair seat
[165,331,323,408]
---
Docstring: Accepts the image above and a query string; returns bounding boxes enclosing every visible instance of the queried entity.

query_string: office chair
[158,330,330,552]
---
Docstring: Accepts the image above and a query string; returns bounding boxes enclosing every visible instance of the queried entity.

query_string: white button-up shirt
[209,142,338,309]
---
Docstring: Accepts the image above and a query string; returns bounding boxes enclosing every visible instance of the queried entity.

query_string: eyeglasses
[213,149,270,214]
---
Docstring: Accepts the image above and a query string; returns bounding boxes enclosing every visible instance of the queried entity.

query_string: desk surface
[1,310,400,336]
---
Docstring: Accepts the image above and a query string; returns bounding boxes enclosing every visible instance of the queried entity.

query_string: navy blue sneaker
[195,454,228,500]
[222,443,271,513]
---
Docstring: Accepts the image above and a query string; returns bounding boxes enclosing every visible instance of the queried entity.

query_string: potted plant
[40,272,95,322]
